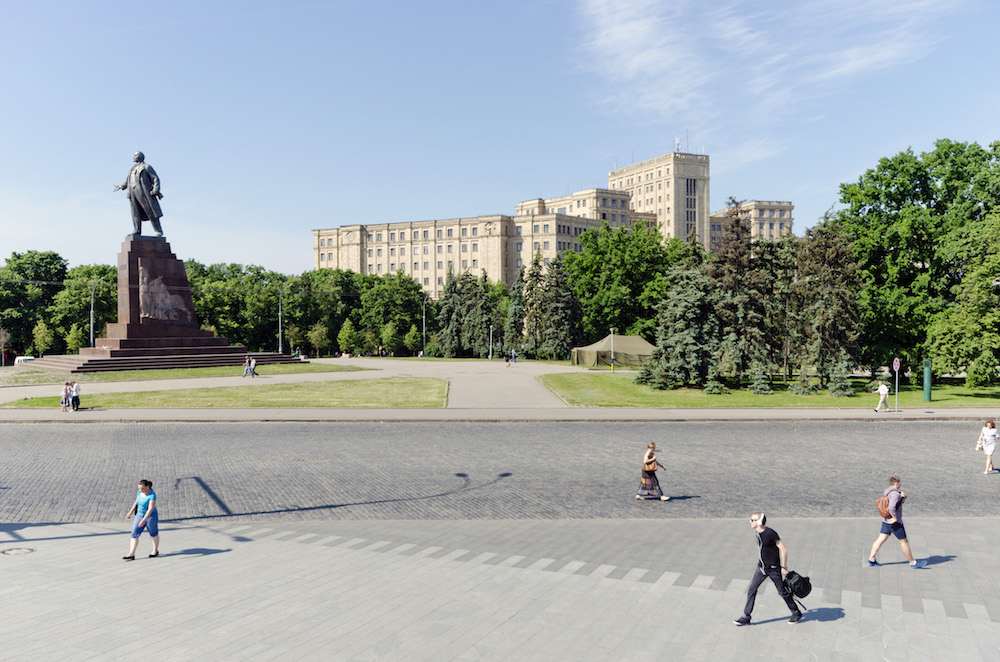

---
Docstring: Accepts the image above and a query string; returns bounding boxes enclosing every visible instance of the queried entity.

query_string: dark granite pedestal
[32,236,302,373]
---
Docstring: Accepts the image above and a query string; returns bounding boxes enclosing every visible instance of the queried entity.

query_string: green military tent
[570,334,655,367]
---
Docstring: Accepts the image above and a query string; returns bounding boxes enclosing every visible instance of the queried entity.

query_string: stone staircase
[28,351,305,373]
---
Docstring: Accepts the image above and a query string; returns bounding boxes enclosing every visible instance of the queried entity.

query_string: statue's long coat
[121,162,162,221]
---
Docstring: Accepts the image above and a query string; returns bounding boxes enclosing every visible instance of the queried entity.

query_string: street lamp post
[89,276,107,348]
[421,295,427,357]
[277,280,287,354]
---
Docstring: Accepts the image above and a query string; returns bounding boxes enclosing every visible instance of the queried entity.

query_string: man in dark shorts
[734,512,802,626]
[868,476,928,568]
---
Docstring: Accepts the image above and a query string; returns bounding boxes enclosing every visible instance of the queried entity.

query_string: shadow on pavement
[926,554,956,566]
[162,547,232,557]
[163,471,515,523]
[805,607,846,622]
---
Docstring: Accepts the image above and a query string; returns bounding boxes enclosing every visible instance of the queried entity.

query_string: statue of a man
[114,151,164,236]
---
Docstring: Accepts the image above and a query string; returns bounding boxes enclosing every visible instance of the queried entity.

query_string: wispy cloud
[576,0,967,136]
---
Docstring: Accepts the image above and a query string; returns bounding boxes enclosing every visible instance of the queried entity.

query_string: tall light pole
[277,279,288,354]
[89,276,107,348]
[421,294,427,357]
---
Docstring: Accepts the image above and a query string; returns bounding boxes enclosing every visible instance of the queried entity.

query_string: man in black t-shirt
[734,512,802,626]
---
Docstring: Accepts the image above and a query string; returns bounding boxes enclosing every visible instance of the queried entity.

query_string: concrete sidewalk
[2,517,997,660]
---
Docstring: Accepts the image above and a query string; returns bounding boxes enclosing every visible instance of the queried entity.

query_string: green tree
[31,320,54,356]
[796,219,862,388]
[307,321,331,356]
[48,264,117,350]
[637,261,719,389]
[337,318,359,355]
[358,272,425,346]
[404,323,422,355]
[64,323,86,354]
[503,268,526,354]
[707,199,770,381]
[0,250,68,353]
[0,326,10,365]
[834,139,1000,373]
[380,321,402,355]
[436,270,463,357]
[522,252,545,356]
[537,254,582,359]
[925,211,1000,385]
[563,221,677,342]
[285,325,304,354]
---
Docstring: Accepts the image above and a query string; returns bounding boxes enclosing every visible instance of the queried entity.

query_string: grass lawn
[0,362,364,387]
[12,377,446,409]
[540,372,1000,408]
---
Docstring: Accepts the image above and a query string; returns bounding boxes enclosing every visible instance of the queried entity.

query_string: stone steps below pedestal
[27,353,306,373]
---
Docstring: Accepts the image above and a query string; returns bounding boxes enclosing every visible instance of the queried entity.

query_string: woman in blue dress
[124,479,159,560]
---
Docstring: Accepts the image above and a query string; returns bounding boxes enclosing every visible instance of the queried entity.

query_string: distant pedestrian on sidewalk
[60,382,70,412]
[873,380,889,412]
[242,355,252,377]
[867,476,927,568]
[636,442,669,501]
[123,479,159,560]
[249,356,257,377]
[504,351,511,367]
[70,381,81,411]
[977,420,998,474]
[734,512,802,626]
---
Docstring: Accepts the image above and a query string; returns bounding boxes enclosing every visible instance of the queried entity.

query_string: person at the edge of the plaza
[636,442,669,501]
[70,380,81,411]
[123,479,159,560]
[734,512,802,626]
[977,419,998,474]
[60,381,70,413]
[867,476,927,568]
[242,355,252,378]
[873,379,889,412]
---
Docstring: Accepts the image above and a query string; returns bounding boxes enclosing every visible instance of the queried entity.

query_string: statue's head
[133,151,145,163]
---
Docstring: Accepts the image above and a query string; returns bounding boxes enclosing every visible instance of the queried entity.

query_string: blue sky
[2,0,998,275]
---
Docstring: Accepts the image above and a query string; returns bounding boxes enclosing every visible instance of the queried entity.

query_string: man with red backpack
[868,476,928,568]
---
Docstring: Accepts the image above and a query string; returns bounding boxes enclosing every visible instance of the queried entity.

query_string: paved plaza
[1,360,1000,660]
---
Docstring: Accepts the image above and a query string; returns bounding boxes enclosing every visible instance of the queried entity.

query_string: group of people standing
[59,381,81,412]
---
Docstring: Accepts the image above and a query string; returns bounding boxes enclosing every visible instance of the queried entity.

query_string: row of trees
[638,203,859,392]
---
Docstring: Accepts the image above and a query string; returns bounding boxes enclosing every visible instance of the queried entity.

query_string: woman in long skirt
[636,442,669,501]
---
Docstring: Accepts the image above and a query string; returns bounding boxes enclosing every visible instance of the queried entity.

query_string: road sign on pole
[892,358,901,412]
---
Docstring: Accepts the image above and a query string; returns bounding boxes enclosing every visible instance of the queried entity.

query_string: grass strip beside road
[540,372,1000,408]
[0,362,363,387]
[12,377,446,409]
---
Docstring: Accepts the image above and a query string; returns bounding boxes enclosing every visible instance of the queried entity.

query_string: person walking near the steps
[867,476,927,568]
[636,442,669,501]
[873,379,889,412]
[70,381,81,411]
[734,512,802,625]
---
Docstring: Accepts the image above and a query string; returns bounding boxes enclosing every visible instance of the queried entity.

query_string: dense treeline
[3,138,999,388]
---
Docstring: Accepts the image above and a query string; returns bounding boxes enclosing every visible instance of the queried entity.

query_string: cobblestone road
[1,420,990,524]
